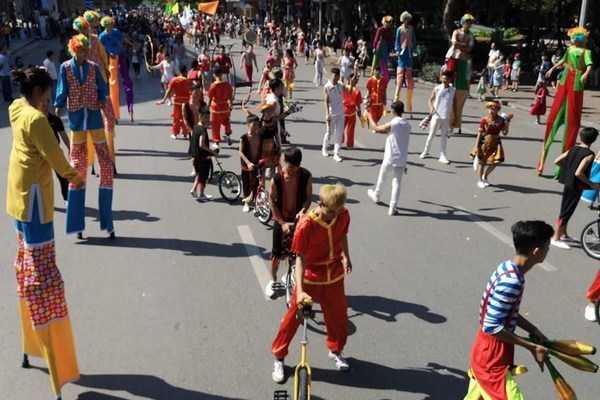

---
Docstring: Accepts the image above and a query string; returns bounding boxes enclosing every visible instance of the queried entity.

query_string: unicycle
[294,298,314,400]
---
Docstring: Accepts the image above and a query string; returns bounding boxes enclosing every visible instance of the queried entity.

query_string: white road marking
[456,206,558,272]
[237,225,272,299]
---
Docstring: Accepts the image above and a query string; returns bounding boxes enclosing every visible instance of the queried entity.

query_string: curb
[10,38,39,57]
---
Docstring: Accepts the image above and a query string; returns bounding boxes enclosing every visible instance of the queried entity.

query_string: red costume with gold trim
[343,86,362,147]
[208,80,233,143]
[366,76,385,124]
[168,76,192,137]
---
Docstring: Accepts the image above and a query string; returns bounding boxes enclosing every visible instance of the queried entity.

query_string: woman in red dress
[529,81,548,124]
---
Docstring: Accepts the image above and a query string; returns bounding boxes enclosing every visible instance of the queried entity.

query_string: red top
[479,115,506,135]
[292,208,350,284]
[343,87,362,116]
[208,81,233,112]
[213,54,232,74]
[366,77,385,105]
[168,76,191,105]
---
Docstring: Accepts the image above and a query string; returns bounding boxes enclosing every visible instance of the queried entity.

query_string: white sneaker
[550,239,570,250]
[439,155,450,164]
[477,181,486,189]
[561,235,579,243]
[328,351,350,371]
[272,359,285,383]
[166,99,172,106]
[189,170,196,176]
[199,194,214,201]
[388,207,398,216]
[419,151,428,159]
[333,154,342,162]
[243,203,250,213]
[482,176,491,187]
[585,304,597,322]
[170,134,177,139]
[367,188,380,204]
[265,280,276,297]
[322,149,329,157]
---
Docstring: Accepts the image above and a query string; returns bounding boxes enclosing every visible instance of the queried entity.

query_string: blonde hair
[319,184,347,208]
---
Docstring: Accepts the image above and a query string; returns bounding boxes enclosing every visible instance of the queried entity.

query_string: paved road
[0,37,598,399]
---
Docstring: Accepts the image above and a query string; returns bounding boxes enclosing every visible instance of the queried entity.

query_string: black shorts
[271,218,295,261]
[193,158,211,184]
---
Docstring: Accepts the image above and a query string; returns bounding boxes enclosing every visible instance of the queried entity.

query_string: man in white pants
[323,67,345,162]
[366,100,411,216]
[420,70,457,164]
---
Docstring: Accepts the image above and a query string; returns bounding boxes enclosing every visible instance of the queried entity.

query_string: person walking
[530,81,549,125]
[366,100,411,216]
[271,183,352,383]
[189,104,218,200]
[239,44,258,84]
[342,73,363,148]
[0,44,13,102]
[322,67,345,162]
[313,41,324,86]
[42,50,58,103]
[157,65,192,139]
[8,66,84,400]
[419,70,456,164]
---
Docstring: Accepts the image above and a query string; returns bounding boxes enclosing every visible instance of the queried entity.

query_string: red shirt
[292,208,350,284]
[366,77,385,105]
[213,54,232,74]
[343,87,362,116]
[208,81,233,112]
[168,76,191,105]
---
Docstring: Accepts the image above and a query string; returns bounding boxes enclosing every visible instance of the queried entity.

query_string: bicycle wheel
[284,257,296,309]
[218,171,241,202]
[297,367,309,400]
[581,220,600,259]
[255,187,272,225]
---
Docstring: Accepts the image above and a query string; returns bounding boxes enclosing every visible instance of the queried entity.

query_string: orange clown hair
[100,16,115,28]
[83,11,100,23]
[567,26,589,42]
[72,16,89,32]
[382,16,393,25]
[485,101,501,110]
[68,34,90,57]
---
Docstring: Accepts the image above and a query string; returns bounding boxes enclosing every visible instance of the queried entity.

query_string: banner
[165,2,172,15]
[172,2,180,15]
[198,1,219,15]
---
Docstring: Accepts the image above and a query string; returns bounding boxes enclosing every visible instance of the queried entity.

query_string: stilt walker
[394,11,416,117]
[99,16,135,122]
[537,27,593,177]
[371,16,394,103]
[446,14,475,133]
[8,66,84,400]
[54,34,115,238]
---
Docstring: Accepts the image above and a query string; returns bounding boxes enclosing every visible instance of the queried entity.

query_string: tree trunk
[443,0,462,40]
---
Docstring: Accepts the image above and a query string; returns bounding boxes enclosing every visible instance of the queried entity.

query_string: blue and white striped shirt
[479,261,524,335]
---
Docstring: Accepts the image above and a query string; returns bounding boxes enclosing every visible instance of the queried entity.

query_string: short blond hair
[319,184,347,208]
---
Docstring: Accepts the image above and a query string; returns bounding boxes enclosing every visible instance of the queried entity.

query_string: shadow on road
[54,207,160,223]
[395,200,504,222]
[310,360,467,399]
[117,148,189,158]
[347,295,446,324]
[78,235,267,258]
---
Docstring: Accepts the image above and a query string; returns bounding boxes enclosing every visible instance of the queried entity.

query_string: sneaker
[438,155,450,164]
[333,154,342,162]
[328,351,350,371]
[166,99,172,106]
[322,148,329,157]
[265,280,276,297]
[243,202,250,213]
[585,304,597,322]
[190,189,197,198]
[477,181,486,189]
[176,134,184,139]
[226,136,233,146]
[170,134,177,139]
[550,239,570,250]
[199,194,214,201]
[189,170,196,176]
[367,188,380,204]
[560,235,579,243]
[272,359,285,383]
[482,177,491,187]
[388,207,398,216]
[419,151,428,159]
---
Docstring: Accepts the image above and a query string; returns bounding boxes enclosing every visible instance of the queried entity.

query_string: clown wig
[83,10,100,23]
[382,16,393,25]
[100,16,114,28]
[485,101,501,110]
[568,26,589,43]
[460,14,475,24]
[400,11,412,22]
[68,34,90,57]
[72,16,89,32]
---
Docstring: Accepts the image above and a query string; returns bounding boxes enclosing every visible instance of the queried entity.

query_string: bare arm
[268,178,285,225]
[553,150,570,166]
[366,111,391,133]
[428,88,436,113]
[300,175,313,216]
[575,154,600,190]
[495,320,548,372]
[58,129,70,151]
[341,234,352,274]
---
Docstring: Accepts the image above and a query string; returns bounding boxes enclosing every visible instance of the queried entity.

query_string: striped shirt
[479,261,524,335]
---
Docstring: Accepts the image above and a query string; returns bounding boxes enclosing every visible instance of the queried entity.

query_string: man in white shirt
[323,67,345,162]
[420,70,457,164]
[487,42,500,87]
[0,44,12,102]
[366,100,412,216]
[43,50,58,103]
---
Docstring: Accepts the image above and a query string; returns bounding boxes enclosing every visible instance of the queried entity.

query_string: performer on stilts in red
[537,27,593,177]
[370,16,394,106]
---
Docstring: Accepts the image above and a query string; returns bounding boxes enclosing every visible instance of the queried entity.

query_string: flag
[165,2,172,15]
[198,1,219,15]
[172,2,180,15]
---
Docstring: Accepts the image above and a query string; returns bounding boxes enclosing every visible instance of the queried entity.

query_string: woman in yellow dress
[7,67,83,400]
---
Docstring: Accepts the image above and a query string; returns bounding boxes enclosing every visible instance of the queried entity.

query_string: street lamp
[579,0,588,26]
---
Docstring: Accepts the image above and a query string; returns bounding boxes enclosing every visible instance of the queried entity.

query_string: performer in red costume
[157,65,192,139]
[371,15,394,97]
[366,68,386,126]
[343,73,363,147]
[207,66,233,145]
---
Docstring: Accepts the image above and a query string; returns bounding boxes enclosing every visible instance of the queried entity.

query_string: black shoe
[21,354,30,369]
[77,232,83,240]
[227,136,232,146]
[109,232,116,240]
[114,166,118,175]
[91,165,97,176]
[130,113,134,122]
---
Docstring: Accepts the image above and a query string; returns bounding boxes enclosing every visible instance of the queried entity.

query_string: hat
[485,101,501,111]
[460,14,475,24]
[514,53,520,58]
[567,26,590,42]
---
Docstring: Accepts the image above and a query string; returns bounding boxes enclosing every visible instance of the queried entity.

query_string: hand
[296,291,312,309]
[295,208,307,221]
[531,344,549,372]
[156,100,165,105]
[282,222,293,236]
[593,183,600,191]
[73,179,85,189]
[247,162,255,170]
[545,69,553,78]
[343,258,352,274]
[581,72,590,84]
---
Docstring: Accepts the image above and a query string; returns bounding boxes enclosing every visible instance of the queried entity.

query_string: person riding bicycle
[271,183,352,383]
[265,147,313,298]
[238,114,263,213]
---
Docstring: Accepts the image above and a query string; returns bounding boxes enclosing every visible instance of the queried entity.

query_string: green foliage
[502,27,520,40]
[419,63,442,83]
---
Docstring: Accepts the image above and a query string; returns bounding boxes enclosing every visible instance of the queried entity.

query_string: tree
[443,0,463,39]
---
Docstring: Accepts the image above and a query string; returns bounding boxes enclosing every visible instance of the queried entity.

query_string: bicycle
[580,193,600,259]
[253,163,272,225]
[294,298,315,400]
[281,241,297,308]
[212,156,242,202]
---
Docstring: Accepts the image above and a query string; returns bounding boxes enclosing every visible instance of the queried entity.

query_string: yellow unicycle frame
[294,299,314,400]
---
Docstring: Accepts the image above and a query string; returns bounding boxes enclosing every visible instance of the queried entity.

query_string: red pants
[586,269,600,302]
[244,64,253,83]
[369,104,384,125]
[172,103,190,137]
[211,112,232,143]
[271,278,348,360]
[344,114,356,148]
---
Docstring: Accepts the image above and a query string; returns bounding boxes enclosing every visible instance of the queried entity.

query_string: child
[502,56,511,91]
[238,114,263,212]
[189,104,218,200]
[152,52,176,104]
[510,53,522,92]
[207,66,234,145]
[530,80,548,124]
[463,220,552,400]
[476,69,487,101]
[156,65,191,139]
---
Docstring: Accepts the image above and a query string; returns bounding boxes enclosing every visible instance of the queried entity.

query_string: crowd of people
[4,5,600,400]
